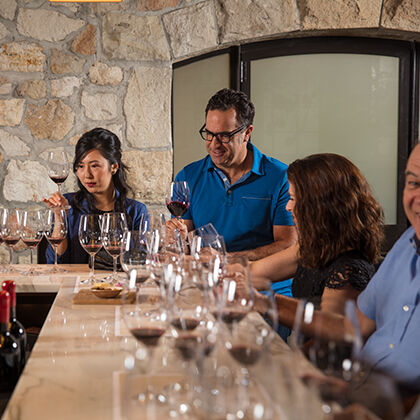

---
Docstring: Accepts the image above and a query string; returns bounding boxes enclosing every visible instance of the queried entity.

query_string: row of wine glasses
[78,212,129,283]
[119,250,282,418]
[0,208,68,273]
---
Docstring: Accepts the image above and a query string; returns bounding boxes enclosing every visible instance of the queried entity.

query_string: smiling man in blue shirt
[168,88,297,266]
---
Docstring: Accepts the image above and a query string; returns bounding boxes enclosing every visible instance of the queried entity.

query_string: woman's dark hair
[287,153,384,269]
[72,128,133,213]
[205,88,255,127]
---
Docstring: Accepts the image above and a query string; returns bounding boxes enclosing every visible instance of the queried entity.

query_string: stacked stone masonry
[0,0,418,263]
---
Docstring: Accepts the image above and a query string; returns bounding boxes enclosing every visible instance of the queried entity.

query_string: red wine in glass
[171,317,200,331]
[129,327,165,347]
[47,237,66,247]
[47,151,70,195]
[50,175,68,185]
[166,181,190,219]
[3,237,20,247]
[83,243,102,254]
[104,245,122,257]
[22,238,41,248]
[229,344,262,365]
[167,201,189,218]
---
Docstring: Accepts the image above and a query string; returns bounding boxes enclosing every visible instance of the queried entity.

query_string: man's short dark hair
[205,88,255,127]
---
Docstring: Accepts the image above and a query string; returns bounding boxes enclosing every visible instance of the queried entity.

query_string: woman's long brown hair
[287,153,384,269]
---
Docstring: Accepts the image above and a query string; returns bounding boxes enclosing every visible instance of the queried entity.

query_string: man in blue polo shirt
[169,88,296,267]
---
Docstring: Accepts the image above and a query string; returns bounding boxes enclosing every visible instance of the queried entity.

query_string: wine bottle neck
[10,306,16,320]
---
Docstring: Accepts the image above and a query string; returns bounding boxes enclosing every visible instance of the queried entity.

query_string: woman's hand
[42,192,69,209]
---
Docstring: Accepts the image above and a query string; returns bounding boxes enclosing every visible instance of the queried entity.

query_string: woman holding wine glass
[47,151,70,196]
[43,128,148,265]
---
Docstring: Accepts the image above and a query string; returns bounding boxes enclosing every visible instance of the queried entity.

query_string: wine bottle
[0,291,20,392]
[2,281,26,371]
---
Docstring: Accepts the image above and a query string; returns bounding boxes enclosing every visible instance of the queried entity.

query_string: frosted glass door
[173,54,230,176]
[251,54,399,224]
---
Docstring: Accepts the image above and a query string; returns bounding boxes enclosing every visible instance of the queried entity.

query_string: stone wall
[0,0,419,263]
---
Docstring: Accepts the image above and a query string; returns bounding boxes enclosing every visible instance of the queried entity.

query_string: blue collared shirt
[175,143,294,253]
[358,227,420,391]
[46,191,148,264]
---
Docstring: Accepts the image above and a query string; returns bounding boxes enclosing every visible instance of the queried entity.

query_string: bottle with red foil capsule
[2,281,26,371]
[0,291,20,392]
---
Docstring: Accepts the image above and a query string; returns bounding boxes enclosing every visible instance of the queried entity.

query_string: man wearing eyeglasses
[169,88,297,266]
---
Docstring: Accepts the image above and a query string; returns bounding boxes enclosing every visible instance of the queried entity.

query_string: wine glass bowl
[121,284,167,363]
[166,181,190,219]
[188,224,226,258]
[101,213,128,283]
[46,151,70,195]
[121,231,150,285]
[44,208,68,272]
[20,210,44,274]
[216,256,254,327]
[79,214,102,284]
[225,322,267,367]
[1,209,22,272]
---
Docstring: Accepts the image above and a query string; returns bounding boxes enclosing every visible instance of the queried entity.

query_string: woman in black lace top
[252,153,384,315]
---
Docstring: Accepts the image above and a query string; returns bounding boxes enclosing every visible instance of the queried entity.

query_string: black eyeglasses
[199,124,248,144]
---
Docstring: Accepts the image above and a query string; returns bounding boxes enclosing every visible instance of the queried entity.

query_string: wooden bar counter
[0,265,319,420]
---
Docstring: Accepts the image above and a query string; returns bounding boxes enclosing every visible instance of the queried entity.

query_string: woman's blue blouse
[45,191,148,264]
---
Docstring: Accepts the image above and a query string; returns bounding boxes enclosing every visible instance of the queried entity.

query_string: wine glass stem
[90,254,95,279]
[57,184,61,195]
[30,248,34,265]
[112,256,117,280]
[9,247,13,266]
[54,246,58,266]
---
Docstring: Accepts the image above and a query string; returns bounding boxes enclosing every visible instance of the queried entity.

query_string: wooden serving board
[72,289,135,305]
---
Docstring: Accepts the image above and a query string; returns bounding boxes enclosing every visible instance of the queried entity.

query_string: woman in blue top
[43,128,147,264]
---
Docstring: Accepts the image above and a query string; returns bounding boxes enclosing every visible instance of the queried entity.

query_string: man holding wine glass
[43,128,147,265]
[167,88,296,299]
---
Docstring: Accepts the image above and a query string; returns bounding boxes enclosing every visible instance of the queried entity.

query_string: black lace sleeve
[324,253,375,291]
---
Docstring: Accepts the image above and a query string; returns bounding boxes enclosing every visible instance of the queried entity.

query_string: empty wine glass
[121,231,151,286]
[46,151,70,195]
[79,214,102,284]
[101,212,128,283]
[141,213,168,282]
[44,208,68,272]
[20,209,44,274]
[1,209,21,272]
[189,223,226,260]
[165,181,190,220]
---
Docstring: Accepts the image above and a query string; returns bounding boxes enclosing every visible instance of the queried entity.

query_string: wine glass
[224,278,277,416]
[44,208,68,272]
[216,255,254,327]
[46,151,70,195]
[166,269,218,418]
[101,212,128,283]
[1,209,21,272]
[121,231,151,286]
[165,181,190,220]
[78,214,102,284]
[188,223,226,258]
[121,283,168,404]
[142,213,168,282]
[20,209,44,275]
